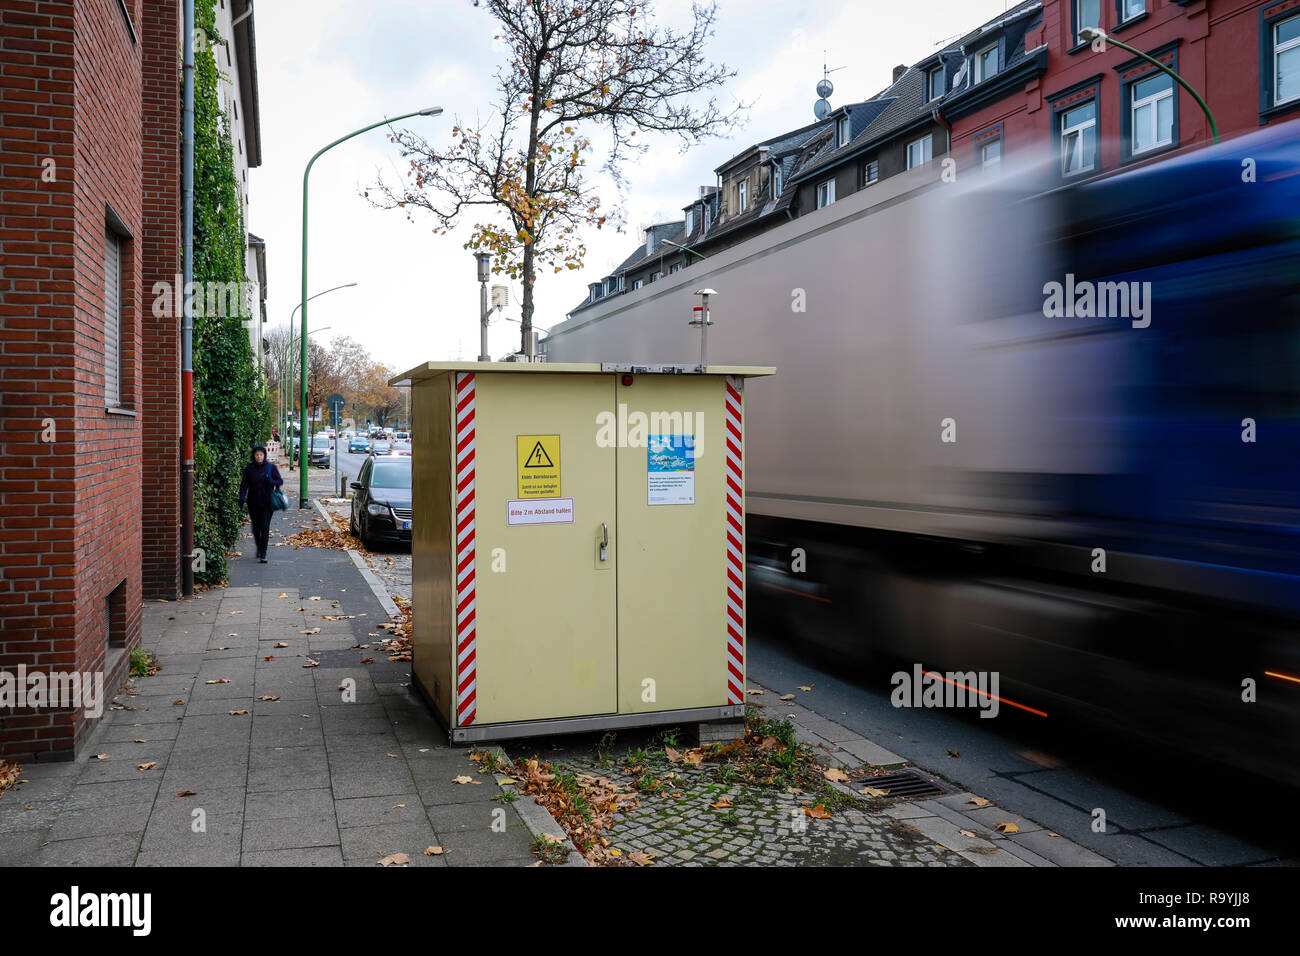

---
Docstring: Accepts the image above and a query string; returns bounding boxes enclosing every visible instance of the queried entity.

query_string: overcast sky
[249,0,1021,372]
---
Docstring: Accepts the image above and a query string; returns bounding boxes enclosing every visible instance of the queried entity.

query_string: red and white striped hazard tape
[455,372,477,725]
[724,376,745,704]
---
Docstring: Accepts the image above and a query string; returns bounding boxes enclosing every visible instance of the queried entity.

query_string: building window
[1129,72,1174,155]
[1274,14,1300,108]
[837,115,850,147]
[104,228,123,408]
[650,271,662,283]
[816,179,835,208]
[669,263,681,274]
[736,179,747,214]
[646,230,655,255]
[1119,0,1144,23]
[927,65,946,101]
[684,208,694,235]
[974,44,998,83]
[980,138,1003,171]
[906,134,933,169]
[1075,0,1101,45]
[864,160,879,185]
[773,164,782,197]
[632,278,643,290]
[1060,99,1098,175]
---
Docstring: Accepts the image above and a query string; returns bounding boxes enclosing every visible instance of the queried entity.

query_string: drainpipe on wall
[181,0,195,597]
[932,108,952,154]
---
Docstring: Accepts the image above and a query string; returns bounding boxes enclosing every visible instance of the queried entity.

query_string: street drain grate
[863,770,948,800]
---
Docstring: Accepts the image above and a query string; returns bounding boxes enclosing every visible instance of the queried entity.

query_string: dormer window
[927,65,945,101]
[736,179,747,214]
[646,230,655,255]
[772,164,782,198]
[684,208,694,235]
[974,44,998,83]
[836,115,850,147]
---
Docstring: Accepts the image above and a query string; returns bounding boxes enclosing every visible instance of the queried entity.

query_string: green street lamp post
[1079,28,1219,144]
[299,107,442,507]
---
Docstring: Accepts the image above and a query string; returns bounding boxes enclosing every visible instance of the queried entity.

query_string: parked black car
[349,455,412,549]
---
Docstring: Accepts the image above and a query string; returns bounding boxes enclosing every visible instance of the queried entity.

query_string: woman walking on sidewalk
[239,444,284,563]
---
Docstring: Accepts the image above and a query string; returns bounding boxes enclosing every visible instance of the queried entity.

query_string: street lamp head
[419,106,444,116]
[694,288,717,297]
[1078,27,1102,42]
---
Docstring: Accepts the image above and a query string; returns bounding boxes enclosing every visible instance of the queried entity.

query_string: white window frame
[906,134,933,169]
[632,278,644,290]
[816,179,835,208]
[646,230,655,255]
[1276,15,1300,107]
[1060,101,1097,176]
[927,65,945,101]
[864,160,879,185]
[980,138,1003,171]
[1075,0,1101,44]
[669,263,681,274]
[772,164,782,198]
[974,44,998,83]
[837,115,850,147]
[684,208,694,235]
[736,179,747,214]
[104,228,122,408]
[1130,74,1173,155]
[1121,0,1145,22]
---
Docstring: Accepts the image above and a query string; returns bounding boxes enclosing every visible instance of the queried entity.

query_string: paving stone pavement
[0,500,538,868]
[544,756,974,867]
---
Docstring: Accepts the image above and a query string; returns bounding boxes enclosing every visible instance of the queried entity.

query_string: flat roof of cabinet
[391,361,776,387]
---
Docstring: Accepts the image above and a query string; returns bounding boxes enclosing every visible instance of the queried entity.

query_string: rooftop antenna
[814,51,845,120]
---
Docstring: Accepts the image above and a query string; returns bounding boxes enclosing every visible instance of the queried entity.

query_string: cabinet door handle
[599,522,609,562]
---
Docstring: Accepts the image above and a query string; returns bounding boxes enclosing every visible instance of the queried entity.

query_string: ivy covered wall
[192,0,271,583]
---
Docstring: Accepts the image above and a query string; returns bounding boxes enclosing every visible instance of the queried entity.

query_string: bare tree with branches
[368,0,743,353]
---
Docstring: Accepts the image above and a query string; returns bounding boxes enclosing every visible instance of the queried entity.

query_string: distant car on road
[347,434,371,454]
[371,437,391,455]
[308,434,332,468]
[389,440,411,456]
[350,455,412,550]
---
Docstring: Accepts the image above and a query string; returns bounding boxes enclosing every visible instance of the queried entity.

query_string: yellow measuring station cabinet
[390,361,774,742]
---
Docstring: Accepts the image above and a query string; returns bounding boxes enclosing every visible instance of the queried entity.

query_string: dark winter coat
[238,444,284,512]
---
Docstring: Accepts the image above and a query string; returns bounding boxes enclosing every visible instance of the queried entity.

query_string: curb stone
[347,550,401,618]
[482,746,588,867]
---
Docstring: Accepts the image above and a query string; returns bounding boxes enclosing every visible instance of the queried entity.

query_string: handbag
[270,488,288,511]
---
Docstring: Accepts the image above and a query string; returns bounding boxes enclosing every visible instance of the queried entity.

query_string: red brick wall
[140,0,181,598]
[0,1,82,759]
[0,0,153,759]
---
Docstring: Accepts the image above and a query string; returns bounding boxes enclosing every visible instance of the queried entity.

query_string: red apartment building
[942,0,1300,177]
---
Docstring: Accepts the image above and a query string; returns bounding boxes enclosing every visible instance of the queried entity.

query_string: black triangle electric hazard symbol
[524,441,554,468]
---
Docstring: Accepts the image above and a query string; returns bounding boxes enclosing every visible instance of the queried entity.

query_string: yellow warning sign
[516,434,561,498]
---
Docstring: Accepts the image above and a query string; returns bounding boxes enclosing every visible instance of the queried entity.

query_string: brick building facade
[943,0,1300,177]
[1,0,188,761]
